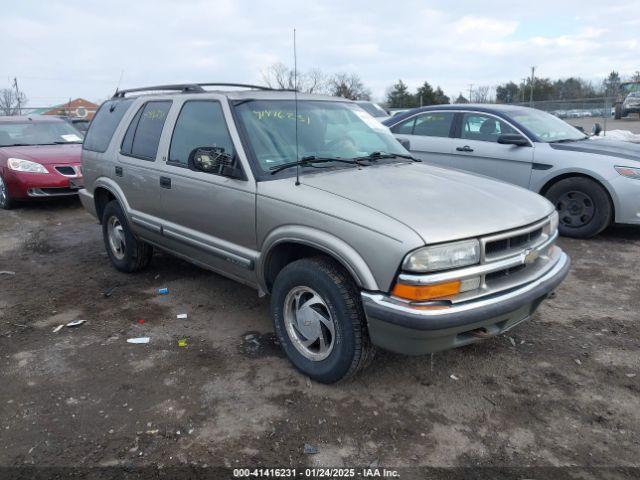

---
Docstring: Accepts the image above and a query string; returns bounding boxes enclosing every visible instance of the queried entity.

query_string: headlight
[615,165,640,180]
[7,158,49,174]
[402,239,480,273]
[549,210,559,234]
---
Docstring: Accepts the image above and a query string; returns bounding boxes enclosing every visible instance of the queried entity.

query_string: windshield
[510,109,587,142]
[234,100,406,174]
[357,102,388,118]
[0,121,84,146]
[620,83,640,94]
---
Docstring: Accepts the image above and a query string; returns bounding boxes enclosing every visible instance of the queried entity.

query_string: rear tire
[0,174,15,210]
[545,177,612,238]
[271,256,374,384]
[102,200,153,272]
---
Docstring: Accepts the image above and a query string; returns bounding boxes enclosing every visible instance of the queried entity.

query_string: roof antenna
[293,28,300,186]
[114,69,124,97]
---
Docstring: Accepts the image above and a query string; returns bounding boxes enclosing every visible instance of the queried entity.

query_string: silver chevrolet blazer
[79,83,570,383]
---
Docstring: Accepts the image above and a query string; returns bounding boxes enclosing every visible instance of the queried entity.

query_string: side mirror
[188,147,244,179]
[397,138,411,150]
[592,123,602,136]
[497,133,530,147]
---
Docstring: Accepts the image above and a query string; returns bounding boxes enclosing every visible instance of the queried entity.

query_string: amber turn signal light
[391,280,461,301]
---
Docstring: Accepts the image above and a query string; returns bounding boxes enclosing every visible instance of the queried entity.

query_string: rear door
[389,111,456,167]
[156,98,257,284]
[449,111,534,187]
[117,100,172,234]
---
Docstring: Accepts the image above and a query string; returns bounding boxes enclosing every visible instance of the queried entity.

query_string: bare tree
[0,88,27,116]
[471,85,492,103]
[261,63,330,93]
[329,73,371,100]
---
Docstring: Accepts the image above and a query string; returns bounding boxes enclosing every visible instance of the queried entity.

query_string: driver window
[169,101,236,167]
[461,113,516,143]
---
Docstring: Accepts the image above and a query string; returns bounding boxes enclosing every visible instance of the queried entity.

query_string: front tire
[545,177,612,238]
[271,256,374,384]
[0,174,15,210]
[614,103,623,120]
[102,200,153,272]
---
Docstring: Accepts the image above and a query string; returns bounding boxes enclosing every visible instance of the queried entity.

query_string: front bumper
[362,250,570,355]
[4,166,83,199]
[609,174,640,225]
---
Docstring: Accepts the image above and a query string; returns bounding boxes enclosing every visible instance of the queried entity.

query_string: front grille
[54,166,77,176]
[484,226,543,261]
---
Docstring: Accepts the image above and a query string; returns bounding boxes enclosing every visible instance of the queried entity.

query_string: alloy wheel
[283,286,336,362]
[0,176,7,206]
[107,215,127,260]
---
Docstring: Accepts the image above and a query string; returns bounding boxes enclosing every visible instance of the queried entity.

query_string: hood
[300,162,554,244]
[550,138,640,163]
[0,144,82,165]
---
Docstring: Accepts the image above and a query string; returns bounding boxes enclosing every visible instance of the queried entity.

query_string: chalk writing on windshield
[252,110,311,125]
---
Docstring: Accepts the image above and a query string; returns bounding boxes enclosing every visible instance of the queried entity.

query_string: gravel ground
[0,198,638,478]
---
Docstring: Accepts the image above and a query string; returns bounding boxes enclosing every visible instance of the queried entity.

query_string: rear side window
[83,99,134,152]
[391,112,454,138]
[168,101,235,167]
[121,101,171,160]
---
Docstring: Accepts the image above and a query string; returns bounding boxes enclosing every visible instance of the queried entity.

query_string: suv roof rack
[113,83,289,98]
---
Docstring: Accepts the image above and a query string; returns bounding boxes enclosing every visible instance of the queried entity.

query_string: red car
[0,115,83,209]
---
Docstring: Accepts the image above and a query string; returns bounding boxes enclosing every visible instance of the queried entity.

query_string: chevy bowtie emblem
[524,248,539,265]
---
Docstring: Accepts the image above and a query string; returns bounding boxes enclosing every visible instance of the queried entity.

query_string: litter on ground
[52,325,64,333]
[177,314,188,319]
[127,337,150,344]
[177,338,188,347]
[66,320,86,327]
[157,288,169,295]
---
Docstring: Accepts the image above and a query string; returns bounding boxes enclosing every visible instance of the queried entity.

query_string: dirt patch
[0,199,639,471]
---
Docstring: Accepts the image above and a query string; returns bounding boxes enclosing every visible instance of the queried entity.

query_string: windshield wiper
[53,141,82,144]
[353,151,421,162]
[270,156,362,174]
[1,143,32,147]
[549,137,588,143]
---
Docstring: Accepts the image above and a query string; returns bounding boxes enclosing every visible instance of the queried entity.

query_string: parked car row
[383,104,640,239]
[2,84,637,383]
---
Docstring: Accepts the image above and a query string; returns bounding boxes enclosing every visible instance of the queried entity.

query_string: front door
[450,112,534,188]
[157,99,257,285]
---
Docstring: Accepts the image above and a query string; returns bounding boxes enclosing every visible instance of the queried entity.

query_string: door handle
[159,176,171,189]
[456,145,474,152]
[115,166,123,177]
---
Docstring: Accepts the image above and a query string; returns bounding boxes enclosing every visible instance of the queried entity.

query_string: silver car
[384,105,640,238]
[79,84,569,383]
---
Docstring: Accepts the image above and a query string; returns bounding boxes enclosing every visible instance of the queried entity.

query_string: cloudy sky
[3,0,639,106]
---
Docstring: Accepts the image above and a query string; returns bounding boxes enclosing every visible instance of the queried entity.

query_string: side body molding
[257,225,380,293]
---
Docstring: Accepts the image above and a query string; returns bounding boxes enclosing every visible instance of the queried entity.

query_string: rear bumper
[362,250,570,355]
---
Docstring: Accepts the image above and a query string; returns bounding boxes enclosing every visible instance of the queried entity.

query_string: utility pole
[529,66,535,107]
[468,84,473,103]
[13,77,21,115]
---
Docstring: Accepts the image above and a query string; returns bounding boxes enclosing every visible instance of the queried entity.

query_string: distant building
[30,98,99,119]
